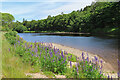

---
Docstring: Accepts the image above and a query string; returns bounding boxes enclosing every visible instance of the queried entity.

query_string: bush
[14,25,27,33]
[4,31,18,45]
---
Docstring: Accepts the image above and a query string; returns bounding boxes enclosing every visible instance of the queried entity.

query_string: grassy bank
[2,32,32,78]
[0,31,2,79]
[24,31,66,33]
[24,27,120,35]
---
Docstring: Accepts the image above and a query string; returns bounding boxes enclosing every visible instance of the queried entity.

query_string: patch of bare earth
[55,75,66,78]
[25,73,47,78]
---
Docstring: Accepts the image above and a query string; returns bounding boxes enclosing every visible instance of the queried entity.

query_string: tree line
[1,2,120,34]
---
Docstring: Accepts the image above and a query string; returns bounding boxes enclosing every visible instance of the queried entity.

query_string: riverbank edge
[23,31,90,34]
[51,43,118,77]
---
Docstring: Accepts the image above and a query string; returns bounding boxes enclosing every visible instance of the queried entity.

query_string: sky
[0,0,96,22]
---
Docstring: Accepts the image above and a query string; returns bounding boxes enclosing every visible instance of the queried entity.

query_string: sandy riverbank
[51,43,118,78]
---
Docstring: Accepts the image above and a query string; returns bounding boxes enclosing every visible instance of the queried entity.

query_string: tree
[2,13,15,26]
[14,25,27,33]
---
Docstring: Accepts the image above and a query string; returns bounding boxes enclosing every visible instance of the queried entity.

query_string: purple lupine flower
[76,67,78,73]
[61,51,64,58]
[49,51,53,57]
[108,75,109,79]
[100,71,102,74]
[53,60,55,62]
[54,46,56,52]
[68,56,71,60]
[111,76,112,80]
[35,48,38,53]
[94,56,98,61]
[70,61,72,67]
[40,52,41,56]
[65,51,68,55]
[117,59,120,71]
[64,57,66,63]
[83,65,84,70]
[32,54,33,56]
[50,43,52,47]
[34,41,37,47]
[59,56,61,60]
[82,52,84,57]
[100,65,103,70]
[77,62,79,66]
[18,41,20,44]
[86,57,89,62]
[82,52,84,60]
[118,72,120,78]
[90,60,91,63]
[36,54,38,57]
[25,42,27,46]
[100,60,103,64]
[92,59,96,64]
[55,50,57,55]
[30,44,32,48]
[22,45,23,47]
[76,63,77,67]
[92,68,93,71]
[98,60,99,63]
[95,67,97,70]
[8,48,10,51]
[45,48,47,52]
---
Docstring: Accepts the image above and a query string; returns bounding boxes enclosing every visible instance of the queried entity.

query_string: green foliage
[2,13,15,25]
[21,2,119,34]
[1,12,15,31]
[67,53,77,62]
[14,25,27,33]
[12,38,68,74]
[4,31,18,45]
[66,61,104,78]
[2,33,31,78]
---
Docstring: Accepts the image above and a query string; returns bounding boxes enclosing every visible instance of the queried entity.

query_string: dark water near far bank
[18,33,119,72]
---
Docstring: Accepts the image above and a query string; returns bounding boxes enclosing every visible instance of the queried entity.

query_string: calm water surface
[18,33,119,71]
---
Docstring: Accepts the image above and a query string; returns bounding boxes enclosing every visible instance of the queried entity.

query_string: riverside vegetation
[3,31,119,79]
[1,2,120,34]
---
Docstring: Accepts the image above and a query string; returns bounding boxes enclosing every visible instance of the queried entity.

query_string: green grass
[67,53,77,62]
[0,31,2,79]
[2,32,32,78]
[24,31,36,33]
[24,30,66,33]
[29,66,41,73]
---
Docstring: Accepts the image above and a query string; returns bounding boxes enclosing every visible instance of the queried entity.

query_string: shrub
[14,25,27,33]
[4,31,18,45]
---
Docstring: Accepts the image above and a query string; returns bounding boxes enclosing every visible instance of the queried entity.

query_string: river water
[18,33,119,72]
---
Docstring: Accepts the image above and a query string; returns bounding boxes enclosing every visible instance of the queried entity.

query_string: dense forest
[1,2,120,34]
